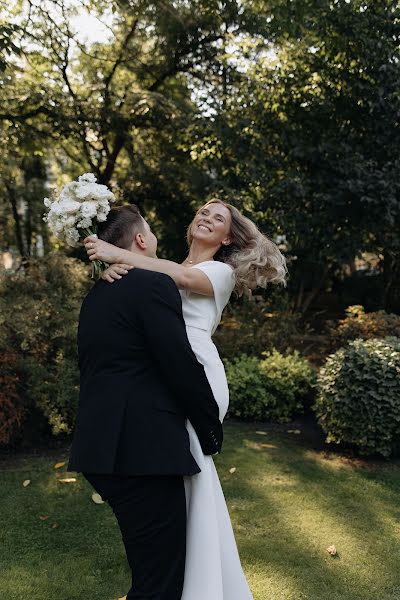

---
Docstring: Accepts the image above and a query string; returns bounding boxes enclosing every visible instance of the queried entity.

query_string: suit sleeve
[138,273,223,455]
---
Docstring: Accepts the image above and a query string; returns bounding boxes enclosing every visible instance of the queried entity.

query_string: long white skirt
[182,327,253,600]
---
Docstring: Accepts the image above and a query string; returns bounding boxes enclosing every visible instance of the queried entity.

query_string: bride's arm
[85,236,214,296]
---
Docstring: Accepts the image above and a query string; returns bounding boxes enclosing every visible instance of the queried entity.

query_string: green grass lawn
[1,422,400,600]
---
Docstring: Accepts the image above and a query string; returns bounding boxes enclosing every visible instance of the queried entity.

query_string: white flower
[49,202,63,215]
[60,199,81,214]
[54,220,65,234]
[77,217,93,229]
[64,227,80,247]
[78,173,97,184]
[97,197,110,208]
[60,182,79,201]
[63,215,77,227]
[43,173,115,249]
[75,183,114,203]
[97,210,108,222]
[75,183,98,201]
[80,201,98,218]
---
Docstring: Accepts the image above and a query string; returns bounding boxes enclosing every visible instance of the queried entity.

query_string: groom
[68,204,223,600]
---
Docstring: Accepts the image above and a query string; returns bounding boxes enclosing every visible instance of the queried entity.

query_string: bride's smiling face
[190,202,232,247]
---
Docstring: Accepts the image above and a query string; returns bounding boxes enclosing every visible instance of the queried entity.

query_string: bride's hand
[84,236,122,263]
[101,264,134,283]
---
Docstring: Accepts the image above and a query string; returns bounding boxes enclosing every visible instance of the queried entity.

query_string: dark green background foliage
[1,1,399,304]
[213,290,308,360]
[225,350,316,422]
[0,255,90,442]
[315,337,400,457]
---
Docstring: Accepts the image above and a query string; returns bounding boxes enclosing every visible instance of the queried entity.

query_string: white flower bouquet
[43,173,115,278]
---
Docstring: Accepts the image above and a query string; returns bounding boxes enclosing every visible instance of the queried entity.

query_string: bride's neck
[183,241,217,266]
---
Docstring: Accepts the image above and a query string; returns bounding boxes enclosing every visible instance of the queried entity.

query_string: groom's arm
[138,272,223,456]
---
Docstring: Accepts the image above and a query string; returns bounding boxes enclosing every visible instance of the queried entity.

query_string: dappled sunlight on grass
[1,425,400,600]
[216,423,400,600]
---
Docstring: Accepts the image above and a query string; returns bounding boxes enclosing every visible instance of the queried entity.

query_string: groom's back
[78,268,152,379]
[68,268,200,477]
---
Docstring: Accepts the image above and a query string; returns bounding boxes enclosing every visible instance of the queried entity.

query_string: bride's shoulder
[195,260,233,271]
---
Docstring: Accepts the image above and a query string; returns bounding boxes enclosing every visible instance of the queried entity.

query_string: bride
[85,199,287,599]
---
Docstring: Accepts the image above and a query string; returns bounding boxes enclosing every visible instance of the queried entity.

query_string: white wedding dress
[180,261,253,600]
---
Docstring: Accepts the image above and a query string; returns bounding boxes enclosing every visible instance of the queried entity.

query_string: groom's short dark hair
[98,204,145,249]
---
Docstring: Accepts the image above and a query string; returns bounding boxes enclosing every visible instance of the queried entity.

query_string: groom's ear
[135,232,147,250]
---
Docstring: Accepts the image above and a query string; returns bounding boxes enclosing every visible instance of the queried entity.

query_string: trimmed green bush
[315,337,400,457]
[225,350,316,422]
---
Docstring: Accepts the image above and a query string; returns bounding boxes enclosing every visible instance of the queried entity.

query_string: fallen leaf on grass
[92,492,105,505]
[327,544,337,556]
[229,467,236,474]
[22,479,31,487]
[39,515,50,521]
[57,478,77,483]
[260,443,278,449]
[287,429,301,434]
[54,461,66,469]
[51,523,59,529]
[255,431,267,436]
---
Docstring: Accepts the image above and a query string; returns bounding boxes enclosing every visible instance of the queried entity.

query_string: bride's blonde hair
[187,199,288,296]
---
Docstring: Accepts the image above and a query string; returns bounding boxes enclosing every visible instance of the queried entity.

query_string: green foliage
[192,1,400,311]
[0,254,90,441]
[22,354,80,436]
[0,348,25,445]
[315,337,400,457]
[213,292,308,360]
[1,1,399,312]
[328,305,400,348]
[0,24,20,72]
[225,350,316,422]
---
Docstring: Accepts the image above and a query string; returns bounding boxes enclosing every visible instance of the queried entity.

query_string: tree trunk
[300,264,330,314]
[295,277,304,310]
[99,133,126,185]
[6,183,26,257]
[383,250,400,314]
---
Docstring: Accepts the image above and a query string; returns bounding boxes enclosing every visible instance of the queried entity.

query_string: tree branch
[103,19,139,95]
[148,32,223,92]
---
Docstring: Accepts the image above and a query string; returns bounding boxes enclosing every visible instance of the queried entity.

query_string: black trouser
[83,473,186,600]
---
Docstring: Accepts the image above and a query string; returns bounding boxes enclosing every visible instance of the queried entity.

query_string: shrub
[22,354,79,435]
[328,305,400,348]
[0,254,90,443]
[315,337,400,457]
[214,293,309,360]
[0,349,25,445]
[225,350,316,422]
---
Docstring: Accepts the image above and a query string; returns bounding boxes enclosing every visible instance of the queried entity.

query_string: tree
[189,0,400,311]
[0,0,256,258]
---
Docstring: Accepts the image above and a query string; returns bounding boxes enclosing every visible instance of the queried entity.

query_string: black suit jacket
[68,268,223,476]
